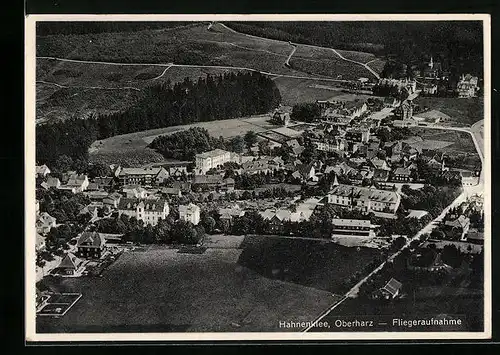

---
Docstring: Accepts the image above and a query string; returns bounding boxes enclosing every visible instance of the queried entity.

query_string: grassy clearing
[273,77,347,105]
[290,57,377,80]
[414,96,484,126]
[36,240,339,333]
[89,115,278,166]
[411,128,477,155]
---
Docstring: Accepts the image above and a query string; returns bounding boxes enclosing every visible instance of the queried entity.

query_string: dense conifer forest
[36,72,281,167]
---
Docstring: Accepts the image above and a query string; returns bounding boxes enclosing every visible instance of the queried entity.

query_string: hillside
[36,22,384,122]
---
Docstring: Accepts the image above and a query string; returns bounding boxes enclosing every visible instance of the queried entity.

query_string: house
[172,181,192,193]
[195,149,233,174]
[284,139,305,156]
[271,108,291,126]
[292,163,317,182]
[260,208,312,233]
[179,203,201,225]
[118,167,169,186]
[392,167,412,182]
[467,228,484,245]
[373,168,390,182]
[36,212,57,235]
[394,100,413,121]
[161,161,190,176]
[460,170,479,187]
[242,159,270,175]
[423,83,438,95]
[406,209,429,220]
[443,215,470,240]
[192,174,224,190]
[79,203,101,220]
[41,176,61,190]
[93,176,115,190]
[60,174,90,193]
[161,187,182,197]
[345,127,370,143]
[373,278,403,300]
[370,157,391,171]
[426,156,446,172]
[122,185,151,199]
[118,198,169,226]
[314,138,345,153]
[84,190,109,202]
[327,184,401,214]
[103,192,122,208]
[36,164,51,177]
[77,231,106,259]
[331,218,378,238]
[222,177,235,192]
[57,253,83,276]
[342,100,368,119]
[36,233,46,251]
[457,74,479,98]
[219,204,246,227]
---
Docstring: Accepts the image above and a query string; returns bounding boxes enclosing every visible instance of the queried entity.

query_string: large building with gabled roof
[118,198,169,226]
[327,184,401,214]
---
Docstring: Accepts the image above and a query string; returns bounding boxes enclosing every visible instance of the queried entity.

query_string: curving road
[304,120,485,333]
[217,22,381,80]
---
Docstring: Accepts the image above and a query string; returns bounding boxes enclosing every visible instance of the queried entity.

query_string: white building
[327,184,401,214]
[36,164,51,177]
[331,218,378,238]
[195,149,233,174]
[457,74,479,98]
[118,198,169,226]
[179,203,201,225]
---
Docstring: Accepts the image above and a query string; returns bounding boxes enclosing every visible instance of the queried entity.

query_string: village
[34,63,484,325]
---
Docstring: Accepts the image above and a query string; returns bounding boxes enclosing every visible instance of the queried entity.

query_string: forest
[228,21,483,77]
[36,72,281,168]
[36,22,194,36]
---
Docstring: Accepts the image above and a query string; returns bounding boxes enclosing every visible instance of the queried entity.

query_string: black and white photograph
[24,14,491,341]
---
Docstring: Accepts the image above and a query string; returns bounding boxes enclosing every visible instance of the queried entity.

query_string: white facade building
[179,203,201,225]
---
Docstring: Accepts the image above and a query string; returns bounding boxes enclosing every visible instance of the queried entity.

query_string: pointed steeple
[333,174,339,186]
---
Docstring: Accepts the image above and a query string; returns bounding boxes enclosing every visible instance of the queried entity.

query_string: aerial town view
[30,18,487,337]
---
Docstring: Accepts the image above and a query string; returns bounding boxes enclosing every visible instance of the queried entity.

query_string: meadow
[414,96,484,126]
[37,236,351,333]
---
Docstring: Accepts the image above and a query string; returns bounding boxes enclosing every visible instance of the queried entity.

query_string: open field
[273,77,348,105]
[365,58,386,74]
[411,128,478,155]
[414,96,484,126]
[37,236,349,333]
[89,115,279,166]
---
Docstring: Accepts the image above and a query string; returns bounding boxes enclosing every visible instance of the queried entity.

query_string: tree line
[36,72,281,167]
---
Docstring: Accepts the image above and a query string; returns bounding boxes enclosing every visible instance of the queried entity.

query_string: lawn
[36,238,343,333]
[89,114,279,166]
[414,96,484,126]
[410,128,478,156]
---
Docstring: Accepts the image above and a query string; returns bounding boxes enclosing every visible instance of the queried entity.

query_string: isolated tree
[244,131,258,149]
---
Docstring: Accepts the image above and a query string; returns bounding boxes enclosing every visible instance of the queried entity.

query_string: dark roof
[382,278,402,295]
[77,232,105,247]
[193,175,223,184]
[118,198,167,212]
[59,253,80,270]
